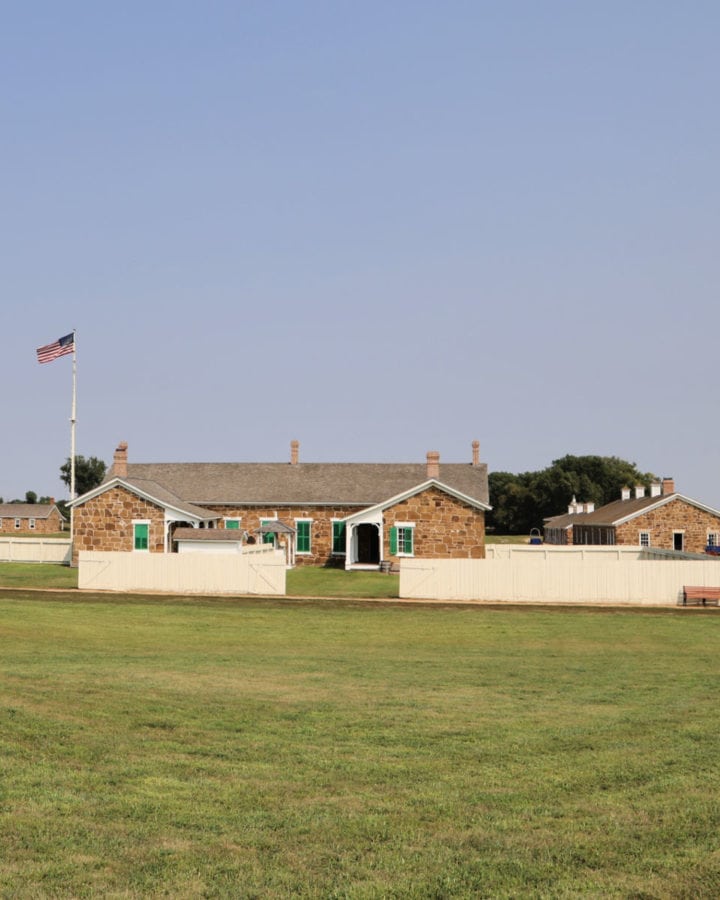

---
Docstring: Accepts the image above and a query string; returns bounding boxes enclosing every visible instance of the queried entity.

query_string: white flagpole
[70,330,77,539]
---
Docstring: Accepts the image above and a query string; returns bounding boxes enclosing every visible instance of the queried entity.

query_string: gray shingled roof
[0,503,62,519]
[120,462,489,507]
[123,478,218,520]
[545,494,675,528]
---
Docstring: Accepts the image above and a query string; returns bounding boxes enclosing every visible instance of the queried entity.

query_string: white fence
[400,546,720,606]
[78,545,286,596]
[0,538,72,564]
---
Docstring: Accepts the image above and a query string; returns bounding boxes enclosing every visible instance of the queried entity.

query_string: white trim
[223,517,242,529]
[639,530,651,548]
[613,493,720,526]
[68,477,218,524]
[394,523,415,557]
[343,479,490,526]
[132,519,151,552]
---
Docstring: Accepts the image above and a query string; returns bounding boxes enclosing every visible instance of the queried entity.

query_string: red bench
[682,586,720,607]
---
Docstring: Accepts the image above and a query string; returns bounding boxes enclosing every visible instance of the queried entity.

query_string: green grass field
[1,594,719,897]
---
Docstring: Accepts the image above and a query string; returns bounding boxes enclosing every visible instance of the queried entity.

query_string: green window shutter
[390,526,397,555]
[261,520,274,544]
[405,527,413,555]
[134,523,149,550]
[225,520,239,529]
[297,521,311,553]
[332,521,346,553]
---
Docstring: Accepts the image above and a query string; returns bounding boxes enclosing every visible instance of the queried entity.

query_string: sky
[4,1,720,507]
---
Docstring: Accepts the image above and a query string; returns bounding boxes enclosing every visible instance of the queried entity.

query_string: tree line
[488,455,657,535]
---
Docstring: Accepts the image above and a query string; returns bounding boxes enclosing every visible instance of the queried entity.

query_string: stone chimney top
[113,441,128,478]
[472,440,480,467]
[662,477,675,495]
[426,450,440,479]
[290,440,299,465]
[635,485,646,499]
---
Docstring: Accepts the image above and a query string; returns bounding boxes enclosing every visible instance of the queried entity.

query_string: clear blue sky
[5,1,720,507]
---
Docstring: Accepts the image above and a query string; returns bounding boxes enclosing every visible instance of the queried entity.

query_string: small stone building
[0,503,66,534]
[71,440,490,568]
[544,479,720,553]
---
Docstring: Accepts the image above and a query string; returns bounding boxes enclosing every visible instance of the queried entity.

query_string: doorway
[356,523,380,564]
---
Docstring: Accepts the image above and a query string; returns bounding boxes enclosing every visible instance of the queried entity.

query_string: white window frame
[29,518,36,530]
[132,519,151,552]
[673,531,685,552]
[395,521,416,557]
[639,531,650,548]
[14,519,21,530]
[707,532,719,548]
[294,518,313,555]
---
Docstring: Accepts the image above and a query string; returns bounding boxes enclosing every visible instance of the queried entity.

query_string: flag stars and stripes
[36,332,74,364]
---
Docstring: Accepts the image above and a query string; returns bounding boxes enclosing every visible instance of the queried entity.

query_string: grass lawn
[1,596,719,897]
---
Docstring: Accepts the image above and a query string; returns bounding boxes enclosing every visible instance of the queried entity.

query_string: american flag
[36,332,75,364]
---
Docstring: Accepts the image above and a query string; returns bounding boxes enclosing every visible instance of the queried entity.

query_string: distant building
[544,479,720,553]
[0,502,66,534]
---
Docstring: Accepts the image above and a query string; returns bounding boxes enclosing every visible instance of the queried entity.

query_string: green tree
[60,455,107,497]
[489,455,657,534]
[25,491,37,504]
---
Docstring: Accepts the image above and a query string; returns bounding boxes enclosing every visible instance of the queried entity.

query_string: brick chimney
[472,440,480,466]
[290,440,299,465]
[112,441,128,478]
[426,450,440,479]
[662,477,675,495]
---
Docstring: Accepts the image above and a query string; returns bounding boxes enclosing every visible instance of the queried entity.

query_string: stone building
[543,479,720,553]
[0,502,66,534]
[70,440,490,568]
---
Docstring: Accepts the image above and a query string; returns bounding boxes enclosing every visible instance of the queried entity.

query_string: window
[332,521,346,555]
[260,519,277,545]
[14,519,20,530]
[673,532,684,552]
[296,520,312,554]
[133,522,149,551]
[390,523,415,556]
[29,519,36,530]
[224,518,241,530]
[708,533,719,547]
[639,531,650,548]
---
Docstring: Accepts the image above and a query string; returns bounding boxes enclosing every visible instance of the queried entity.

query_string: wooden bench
[682,586,720,607]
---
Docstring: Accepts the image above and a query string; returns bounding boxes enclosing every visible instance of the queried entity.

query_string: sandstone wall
[615,499,720,553]
[72,487,166,564]
[383,486,486,561]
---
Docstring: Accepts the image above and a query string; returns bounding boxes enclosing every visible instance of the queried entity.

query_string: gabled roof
[344,479,491,524]
[0,503,64,520]
[70,477,218,522]
[545,492,720,528]
[99,461,490,508]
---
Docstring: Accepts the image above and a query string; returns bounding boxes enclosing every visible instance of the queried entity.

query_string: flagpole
[70,330,77,540]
